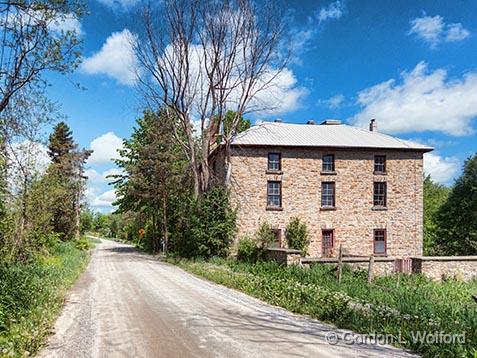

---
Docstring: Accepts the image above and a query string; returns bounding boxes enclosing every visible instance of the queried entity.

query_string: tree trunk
[162,198,168,254]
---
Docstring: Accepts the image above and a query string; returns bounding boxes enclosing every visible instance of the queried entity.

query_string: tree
[48,122,76,169]
[0,1,84,116]
[113,110,190,252]
[135,0,288,196]
[423,175,450,255]
[436,154,477,255]
[46,122,91,240]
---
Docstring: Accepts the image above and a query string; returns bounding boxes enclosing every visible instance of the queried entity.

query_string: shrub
[236,236,260,263]
[255,222,275,249]
[187,187,236,257]
[285,217,310,255]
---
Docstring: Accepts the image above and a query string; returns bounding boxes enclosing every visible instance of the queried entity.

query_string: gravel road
[38,239,416,358]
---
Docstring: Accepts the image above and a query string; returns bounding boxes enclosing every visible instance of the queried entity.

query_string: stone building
[211,119,433,258]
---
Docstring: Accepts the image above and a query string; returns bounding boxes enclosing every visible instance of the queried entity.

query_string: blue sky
[45,0,477,212]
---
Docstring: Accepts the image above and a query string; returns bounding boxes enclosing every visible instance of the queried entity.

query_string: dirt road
[38,239,415,358]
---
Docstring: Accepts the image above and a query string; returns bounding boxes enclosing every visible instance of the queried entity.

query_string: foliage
[114,110,190,252]
[255,222,276,249]
[0,241,89,357]
[171,258,477,358]
[236,236,260,263]
[181,186,237,258]
[285,217,310,255]
[437,154,477,255]
[423,176,451,255]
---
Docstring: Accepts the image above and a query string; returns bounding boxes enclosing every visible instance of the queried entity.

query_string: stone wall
[412,256,477,281]
[221,146,424,258]
[267,248,302,266]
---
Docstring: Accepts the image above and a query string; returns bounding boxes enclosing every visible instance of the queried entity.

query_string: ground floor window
[373,229,387,255]
[322,229,334,257]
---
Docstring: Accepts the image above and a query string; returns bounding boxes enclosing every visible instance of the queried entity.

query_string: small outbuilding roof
[230,121,433,152]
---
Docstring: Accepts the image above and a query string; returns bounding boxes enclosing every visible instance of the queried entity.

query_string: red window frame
[373,229,387,255]
[322,229,334,257]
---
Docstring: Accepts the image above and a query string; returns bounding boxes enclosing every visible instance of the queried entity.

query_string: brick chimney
[369,118,377,132]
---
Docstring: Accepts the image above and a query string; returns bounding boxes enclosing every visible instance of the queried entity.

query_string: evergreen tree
[48,122,77,174]
[46,122,91,240]
[437,154,477,255]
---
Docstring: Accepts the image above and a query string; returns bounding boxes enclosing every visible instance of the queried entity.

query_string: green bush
[255,222,275,249]
[174,186,236,258]
[236,236,260,263]
[285,217,310,255]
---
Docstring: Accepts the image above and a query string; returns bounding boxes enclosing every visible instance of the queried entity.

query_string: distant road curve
[38,239,416,358]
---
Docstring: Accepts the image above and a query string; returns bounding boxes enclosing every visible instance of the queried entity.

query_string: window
[322,230,334,257]
[374,229,387,255]
[267,181,282,208]
[374,155,386,173]
[268,152,281,172]
[321,182,335,208]
[373,182,387,207]
[322,154,335,172]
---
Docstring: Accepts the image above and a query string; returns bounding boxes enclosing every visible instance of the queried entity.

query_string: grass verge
[167,257,477,358]
[0,240,91,357]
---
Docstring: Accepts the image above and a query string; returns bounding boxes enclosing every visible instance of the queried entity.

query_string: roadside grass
[0,239,91,357]
[167,257,477,358]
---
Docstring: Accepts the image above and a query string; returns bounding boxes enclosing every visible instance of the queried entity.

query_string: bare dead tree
[135,0,289,196]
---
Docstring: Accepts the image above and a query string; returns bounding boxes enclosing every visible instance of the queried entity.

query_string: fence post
[367,255,374,284]
[337,244,343,284]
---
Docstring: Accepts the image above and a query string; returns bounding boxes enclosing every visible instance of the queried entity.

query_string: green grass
[168,257,477,358]
[0,241,90,357]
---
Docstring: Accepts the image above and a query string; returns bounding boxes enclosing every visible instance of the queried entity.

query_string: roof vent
[307,120,316,125]
[274,119,283,123]
[320,119,342,125]
[369,118,378,132]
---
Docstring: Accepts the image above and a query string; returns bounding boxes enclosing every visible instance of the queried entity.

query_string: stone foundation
[267,248,302,266]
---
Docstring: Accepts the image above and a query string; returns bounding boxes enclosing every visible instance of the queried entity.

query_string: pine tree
[46,122,91,240]
[48,122,77,174]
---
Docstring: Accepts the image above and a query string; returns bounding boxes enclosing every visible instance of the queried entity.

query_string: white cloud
[317,1,345,23]
[88,132,123,165]
[351,61,477,136]
[250,68,308,115]
[7,141,50,191]
[85,168,124,183]
[424,153,459,184]
[48,13,83,35]
[96,0,139,8]
[318,94,345,109]
[409,15,470,47]
[92,189,117,208]
[446,23,470,42]
[81,29,138,85]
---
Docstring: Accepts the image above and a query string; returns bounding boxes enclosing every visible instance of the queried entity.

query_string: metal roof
[230,122,433,152]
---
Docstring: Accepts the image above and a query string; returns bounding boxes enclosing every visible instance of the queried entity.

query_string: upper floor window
[374,155,386,173]
[321,182,335,208]
[322,154,335,172]
[268,152,281,172]
[373,229,387,255]
[373,182,387,207]
[267,181,282,208]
